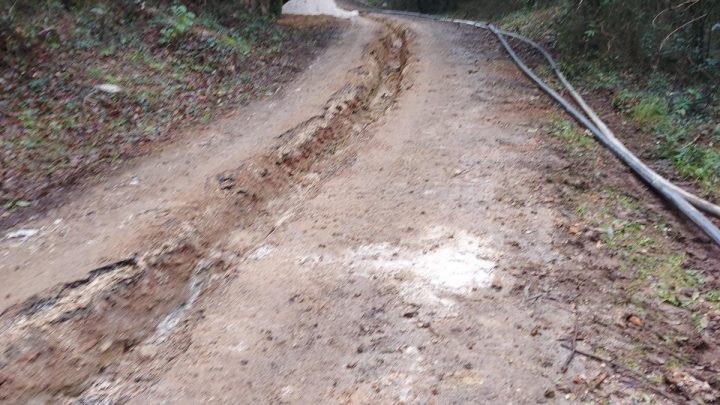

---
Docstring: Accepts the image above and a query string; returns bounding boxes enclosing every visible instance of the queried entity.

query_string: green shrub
[378,0,719,82]
[672,144,720,193]
[159,5,195,45]
[555,0,719,82]
[269,0,283,17]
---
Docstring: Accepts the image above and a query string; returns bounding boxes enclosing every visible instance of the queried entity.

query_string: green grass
[630,96,671,130]
[548,119,593,150]
[572,189,704,309]
[494,4,720,201]
[610,88,720,198]
[574,191,716,335]
[497,6,559,42]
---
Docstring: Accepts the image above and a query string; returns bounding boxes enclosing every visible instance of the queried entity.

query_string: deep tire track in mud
[0,19,409,404]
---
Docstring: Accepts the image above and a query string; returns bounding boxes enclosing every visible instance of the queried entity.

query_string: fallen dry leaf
[591,371,608,389]
[626,314,643,328]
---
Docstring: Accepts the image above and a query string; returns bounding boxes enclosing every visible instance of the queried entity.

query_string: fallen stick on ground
[559,342,681,403]
[560,321,578,373]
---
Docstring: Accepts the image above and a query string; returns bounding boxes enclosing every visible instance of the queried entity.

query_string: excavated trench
[0,19,410,404]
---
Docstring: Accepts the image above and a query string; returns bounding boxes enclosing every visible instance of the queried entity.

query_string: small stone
[217,175,235,190]
[94,83,123,94]
[626,314,643,328]
[5,228,39,240]
[136,344,158,360]
[568,223,583,235]
[402,307,419,318]
[491,275,503,290]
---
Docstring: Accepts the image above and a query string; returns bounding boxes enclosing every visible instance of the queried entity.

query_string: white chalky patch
[348,229,496,295]
[414,244,495,291]
[94,83,123,94]
[247,244,275,260]
[230,342,248,353]
[283,0,359,19]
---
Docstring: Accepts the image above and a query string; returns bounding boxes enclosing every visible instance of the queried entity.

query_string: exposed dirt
[536,96,720,402]
[0,15,370,311]
[0,14,410,404]
[1,3,718,405]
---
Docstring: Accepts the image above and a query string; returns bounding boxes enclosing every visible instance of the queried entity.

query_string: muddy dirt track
[1,3,719,404]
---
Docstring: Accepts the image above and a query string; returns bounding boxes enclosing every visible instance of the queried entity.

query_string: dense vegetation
[374,0,720,199]
[0,0,329,215]
[374,0,718,83]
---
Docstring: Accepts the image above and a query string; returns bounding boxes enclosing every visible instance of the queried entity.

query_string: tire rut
[0,19,411,405]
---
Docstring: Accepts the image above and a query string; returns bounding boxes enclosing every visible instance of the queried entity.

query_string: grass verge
[496,8,720,202]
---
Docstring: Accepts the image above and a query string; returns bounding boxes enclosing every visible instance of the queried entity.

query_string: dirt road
[119,14,576,404]
[2,3,716,404]
[0,15,366,310]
